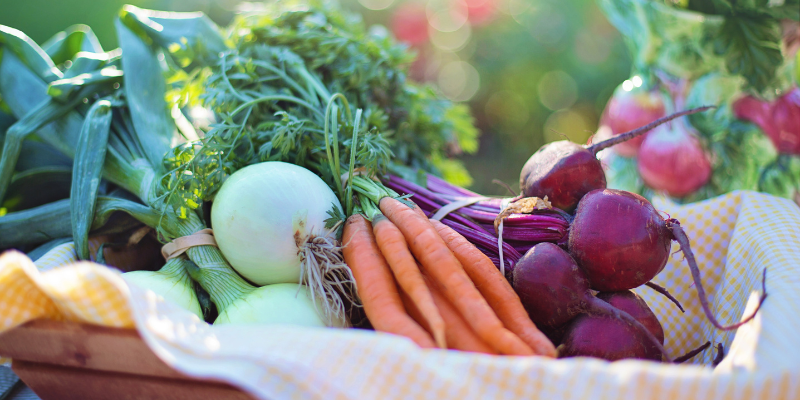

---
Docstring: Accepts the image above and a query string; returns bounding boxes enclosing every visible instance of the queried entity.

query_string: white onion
[123,258,202,319]
[215,283,346,327]
[211,162,342,286]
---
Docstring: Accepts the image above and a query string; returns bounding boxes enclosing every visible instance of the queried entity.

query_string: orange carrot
[401,273,497,355]
[379,197,534,356]
[343,215,436,348]
[372,214,447,349]
[431,219,557,357]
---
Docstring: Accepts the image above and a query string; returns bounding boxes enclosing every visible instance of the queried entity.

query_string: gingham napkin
[0,190,798,400]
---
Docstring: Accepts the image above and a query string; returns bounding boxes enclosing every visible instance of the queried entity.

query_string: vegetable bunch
[596,0,800,205]
[341,176,556,356]
[512,107,767,362]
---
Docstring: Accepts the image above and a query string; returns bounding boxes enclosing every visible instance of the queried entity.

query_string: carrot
[342,214,436,349]
[431,219,557,357]
[379,197,534,356]
[372,214,447,349]
[401,273,497,354]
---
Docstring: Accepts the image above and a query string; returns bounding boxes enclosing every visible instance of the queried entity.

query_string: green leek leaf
[41,24,103,65]
[119,5,228,69]
[3,166,72,212]
[114,17,175,173]
[0,25,62,82]
[71,99,113,260]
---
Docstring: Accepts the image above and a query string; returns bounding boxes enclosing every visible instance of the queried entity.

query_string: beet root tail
[668,219,768,331]
[674,341,711,364]
[713,343,725,366]
[645,281,685,313]
[587,106,715,155]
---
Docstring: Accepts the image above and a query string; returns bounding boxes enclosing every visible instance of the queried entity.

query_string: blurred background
[0,0,632,194]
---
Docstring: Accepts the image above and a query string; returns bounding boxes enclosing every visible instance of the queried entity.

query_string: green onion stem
[158,256,193,280]
[173,210,254,312]
[345,109,363,216]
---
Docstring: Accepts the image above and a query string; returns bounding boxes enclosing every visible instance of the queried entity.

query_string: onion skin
[636,121,712,198]
[124,270,203,319]
[519,141,607,212]
[599,87,667,157]
[568,189,672,292]
[215,283,344,327]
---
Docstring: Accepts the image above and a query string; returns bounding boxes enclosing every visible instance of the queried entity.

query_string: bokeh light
[426,0,469,32]
[537,70,578,111]
[430,21,472,51]
[438,60,481,101]
[358,0,396,11]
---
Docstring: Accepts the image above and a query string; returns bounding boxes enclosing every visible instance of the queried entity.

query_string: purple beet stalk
[426,174,482,197]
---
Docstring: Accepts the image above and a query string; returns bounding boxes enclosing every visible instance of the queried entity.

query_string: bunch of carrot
[342,177,556,356]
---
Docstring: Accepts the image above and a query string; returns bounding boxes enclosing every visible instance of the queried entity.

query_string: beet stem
[586,296,673,362]
[645,281,685,313]
[713,343,725,366]
[674,341,711,363]
[587,105,715,155]
[668,219,768,331]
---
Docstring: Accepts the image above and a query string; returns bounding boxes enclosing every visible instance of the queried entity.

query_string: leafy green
[713,16,783,93]
[115,17,176,175]
[658,0,799,92]
[41,24,104,66]
[759,154,800,199]
[71,99,114,260]
[154,1,478,219]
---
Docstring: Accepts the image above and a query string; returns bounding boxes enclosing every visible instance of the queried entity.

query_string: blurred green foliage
[0,0,631,194]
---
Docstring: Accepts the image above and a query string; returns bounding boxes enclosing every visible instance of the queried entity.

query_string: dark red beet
[569,188,769,331]
[512,242,589,328]
[519,141,606,212]
[558,291,665,362]
[558,312,662,361]
[512,242,671,360]
[519,107,713,212]
[597,291,664,354]
[569,189,672,292]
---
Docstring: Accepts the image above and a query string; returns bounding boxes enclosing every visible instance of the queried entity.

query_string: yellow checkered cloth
[0,190,799,400]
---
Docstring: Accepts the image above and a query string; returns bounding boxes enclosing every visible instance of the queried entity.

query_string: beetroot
[569,189,671,292]
[599,86,667,157]
[559,290,666,362]
[512,242,591,328]
[512,242,670,360]
[597,291,664,357]
[519,107,712,212]
[569,188,768,331]
[597,291,664,344]
[559,312,662,361]
[637,119,712,197]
